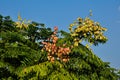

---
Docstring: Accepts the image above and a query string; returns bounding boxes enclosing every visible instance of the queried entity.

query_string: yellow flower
[102,27,107,31]
[85,44,90,48]
[18,14,22,21]
[71,33,78,37]
[70,24,74,27]
[77,17,83,22]
[74,42,79,46]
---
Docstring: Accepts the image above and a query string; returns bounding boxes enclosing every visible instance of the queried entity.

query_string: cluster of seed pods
[42,27,71,62]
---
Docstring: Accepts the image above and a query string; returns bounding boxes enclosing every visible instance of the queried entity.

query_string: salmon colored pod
[62,58,68,62]
[63,44,66,47]
[42,41,47,44]
[53,40,57,43]
[54,26,58,31]
[53,31,57,35]
[53,37,58,41]
[50,57,55,62]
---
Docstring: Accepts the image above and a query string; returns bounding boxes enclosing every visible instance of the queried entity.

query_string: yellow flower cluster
[69,17,107,47]
[15,15,31,29]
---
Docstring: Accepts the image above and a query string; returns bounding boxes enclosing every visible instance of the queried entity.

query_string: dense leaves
[0,14,120,80]
[0,14,52,79]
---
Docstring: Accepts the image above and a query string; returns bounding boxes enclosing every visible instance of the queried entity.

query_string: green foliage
[0,14,52,79]
[0,14,120,80]
[18,61,77,80]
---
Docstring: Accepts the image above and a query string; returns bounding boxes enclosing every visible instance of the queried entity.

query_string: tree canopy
[0,14,120,80]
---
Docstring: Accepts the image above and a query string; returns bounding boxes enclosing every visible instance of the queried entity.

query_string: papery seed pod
[57,53,62,57]
[51,52,55,55]
[62,58,68,62]
[54,26,58,31]
[54,37,58,41]
[56,57,60,60]
[66,51,70,55]
[48,53,50,56]
[51,35,54,38]
[48,49,51,52]
[53,40,57,43]
[47,56,51,60]
[53,31,57,35]
[51,57,55,63]
[63,44,66,47]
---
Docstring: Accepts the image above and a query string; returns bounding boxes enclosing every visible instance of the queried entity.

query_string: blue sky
[0,0,120,69]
